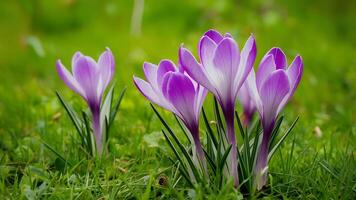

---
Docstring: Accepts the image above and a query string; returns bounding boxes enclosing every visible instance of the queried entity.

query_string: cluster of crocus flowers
[133,60,207,174]
[134,29,303,190]
[56,48,115,154]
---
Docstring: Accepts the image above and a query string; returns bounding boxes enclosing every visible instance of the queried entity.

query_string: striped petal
[179,46,215,92]
[260,70,290,126]
[56,60,85,98]
[204,29,224,43]
[73,56,100,104]
[256,55,276,92]
[265,47,287,69]
[98,48,115,91]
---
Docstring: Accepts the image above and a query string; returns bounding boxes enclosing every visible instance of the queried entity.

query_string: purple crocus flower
[245,47,303,189]
[56,48,115,154]
[133,60,207,172]
[179,29,257,186]
[237,82,256,126]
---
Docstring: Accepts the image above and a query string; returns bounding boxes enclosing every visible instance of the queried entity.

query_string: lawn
[0,0,355,199]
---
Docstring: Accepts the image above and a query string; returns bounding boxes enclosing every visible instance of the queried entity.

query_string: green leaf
[202,108,218,148]
[174,115,191,144]
[268,116,284,150]
[202,148,216,174]
[109,87,126,125]
[219,145,232,172]
[82,111,96,157]
[42,141,73,167]
[101,84,115,131]
[268,117,299,161]
[250,121,261,170]
[56,91,84,140]
[151,104,202,183]
[161,130,191,185]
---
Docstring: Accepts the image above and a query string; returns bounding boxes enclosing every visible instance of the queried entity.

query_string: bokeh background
[0,0,355,198]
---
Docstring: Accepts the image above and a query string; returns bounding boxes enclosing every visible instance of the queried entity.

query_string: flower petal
[194,84,208,120]
[157,59,176,86]
[143,62,158,87]
[287,55,303,94]
[204,29,224,43]
[212,38,240,101]
[256,54,276,92]
[260,70,290,125]
[198,36,217,67]
[212,37,240,83]
[71,51,83,69]
[73,56,100,104]
[234,35,256,97]
[278,55,303,113]
[98,48,115,90]
[179,46,215,92]
[133,76,171,110]
[245,69,263,113]
[165,72,197,126]
[265,47,287,69]
[56,60,85,98]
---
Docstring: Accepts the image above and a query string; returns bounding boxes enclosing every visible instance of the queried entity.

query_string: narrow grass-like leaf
[174,115,191,144]
[219,145,232,172]
[268,116,284,150]
[235,111,250,175]
[109,87,126,125]
[202,108,218,148]
[202,148,216,174]
[250,122,261,170]
[162,130,192,185]
[101,84,114,130]
[82,111,96,157]
[56,91,83,140]
[213,98,228,151]
[268,117,299,161]
[151,104,201,182]
[42,141,73,167]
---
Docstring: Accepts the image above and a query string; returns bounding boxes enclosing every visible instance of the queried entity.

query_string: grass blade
[268,117,299,161]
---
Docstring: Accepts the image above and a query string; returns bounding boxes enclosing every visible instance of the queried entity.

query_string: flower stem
[254,121,274,190]
[91,106,102,155]
[224,107,239,187]
[190,124,207,176]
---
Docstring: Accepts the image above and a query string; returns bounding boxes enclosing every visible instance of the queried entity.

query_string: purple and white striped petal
[179,46,215,92]
[256,55,276,92]
[212,38,240,84]
[265,47,287,69]
[278,55,303,113]
[233,35,256,98]
[72,56,100,104]
[204,29,224,43]
[143,62,158,88]
[56,60,85,98]
[164,72,197,126]
[157,59,176,86]
[260,70,290,126]
[133,76,172,112]
[198,36,217,66]
[98,48,115,91]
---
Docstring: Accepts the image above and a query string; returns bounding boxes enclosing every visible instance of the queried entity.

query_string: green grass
[0,0,355,199]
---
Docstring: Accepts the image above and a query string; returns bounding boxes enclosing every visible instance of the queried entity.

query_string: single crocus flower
[245,47,303,189]
[56,48,115,154]
[133,60,207,173]
[179,29,257,186]
[237,81,256,126]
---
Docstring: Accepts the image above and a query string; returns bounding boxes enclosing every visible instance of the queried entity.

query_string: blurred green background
[0,0,355,198]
